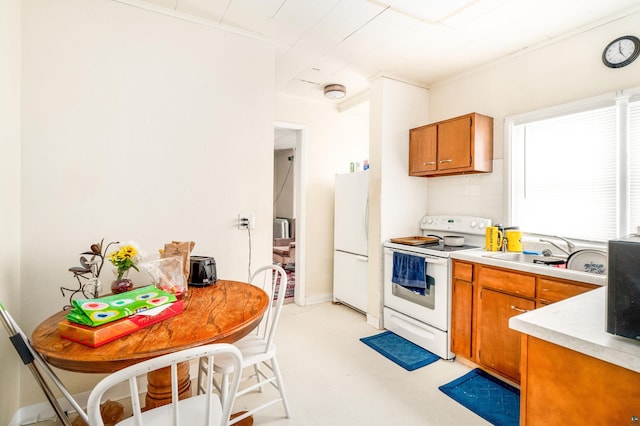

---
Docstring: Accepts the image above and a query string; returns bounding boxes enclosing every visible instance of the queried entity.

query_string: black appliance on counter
[188,256,217,287]
[607,234,640,340]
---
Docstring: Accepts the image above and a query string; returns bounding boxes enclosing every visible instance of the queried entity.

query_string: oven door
[383,247,450,332]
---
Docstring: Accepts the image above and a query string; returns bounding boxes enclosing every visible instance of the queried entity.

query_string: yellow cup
[485,226,503,251]
[506,230,523,252]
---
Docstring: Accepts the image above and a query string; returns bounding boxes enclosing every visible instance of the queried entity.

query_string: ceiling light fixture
[324,84,346,99]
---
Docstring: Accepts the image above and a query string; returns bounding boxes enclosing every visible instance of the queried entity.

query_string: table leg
[144,361,191,409]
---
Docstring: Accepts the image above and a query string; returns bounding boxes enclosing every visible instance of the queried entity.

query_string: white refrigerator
[333,171,368,312]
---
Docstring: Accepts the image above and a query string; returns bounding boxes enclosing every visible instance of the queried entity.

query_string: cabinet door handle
[423,161,436,165]
[510,305,530,313]
[439,159,453,163]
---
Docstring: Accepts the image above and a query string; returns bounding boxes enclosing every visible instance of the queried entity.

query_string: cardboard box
[58,299,184,347]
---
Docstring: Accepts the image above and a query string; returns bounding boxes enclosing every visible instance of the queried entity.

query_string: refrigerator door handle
[364,196,369,242]
[355,255,368,262]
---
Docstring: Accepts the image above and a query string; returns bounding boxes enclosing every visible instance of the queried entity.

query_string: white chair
[87,343,243,426]
[0,303,89,426]
[197,265,291,425]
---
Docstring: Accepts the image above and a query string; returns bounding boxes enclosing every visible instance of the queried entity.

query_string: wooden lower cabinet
[451,276,474,359]
[520,335,640,425]
[477,288,535,383]
[536,277,596,306]
[450,260,598,384]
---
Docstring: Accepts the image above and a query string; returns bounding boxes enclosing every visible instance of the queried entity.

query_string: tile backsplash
[427,159,504,224]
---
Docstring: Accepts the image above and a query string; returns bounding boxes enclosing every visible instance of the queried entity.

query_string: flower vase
[111,270,133,294]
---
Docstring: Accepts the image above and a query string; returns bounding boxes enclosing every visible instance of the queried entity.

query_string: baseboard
[9,392,90,426]
[304,293,333,305]
[10,361,208,426]
[366,313,382,329]
[9,374,149,426]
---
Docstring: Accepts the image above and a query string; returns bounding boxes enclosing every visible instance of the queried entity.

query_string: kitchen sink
[483,252,567,265]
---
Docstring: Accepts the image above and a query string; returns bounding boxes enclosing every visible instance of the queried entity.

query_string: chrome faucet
[523,232,576,256]
[538,236,576,256]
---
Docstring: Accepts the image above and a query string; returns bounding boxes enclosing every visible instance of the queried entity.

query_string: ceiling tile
[141,0,177,9]
[176,0,229,22]
[373,0,476,23]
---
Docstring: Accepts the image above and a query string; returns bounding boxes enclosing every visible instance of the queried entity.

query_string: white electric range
[383,215,491,359]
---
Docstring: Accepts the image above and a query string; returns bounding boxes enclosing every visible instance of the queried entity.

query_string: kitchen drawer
[477,265,535,298]
[536,277,598,305]
[453,261,473,282]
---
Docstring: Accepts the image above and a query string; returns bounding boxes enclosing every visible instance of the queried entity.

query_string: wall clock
[602,35,640,68]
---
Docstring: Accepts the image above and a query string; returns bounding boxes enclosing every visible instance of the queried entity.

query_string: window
[507,90,640,242]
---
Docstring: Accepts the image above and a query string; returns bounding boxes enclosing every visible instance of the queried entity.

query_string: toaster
[188,256,217,287]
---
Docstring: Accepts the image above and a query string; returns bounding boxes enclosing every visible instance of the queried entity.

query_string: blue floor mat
[439,368,520,426]
[359,331,440,371]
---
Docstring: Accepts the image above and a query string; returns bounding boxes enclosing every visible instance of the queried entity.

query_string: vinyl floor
[234,301,493,425]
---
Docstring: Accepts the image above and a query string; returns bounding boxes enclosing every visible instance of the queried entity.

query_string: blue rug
[359,331,440,371]
[439,368,520,426]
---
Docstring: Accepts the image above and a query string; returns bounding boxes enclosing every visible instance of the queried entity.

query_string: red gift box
[58,299,184,347]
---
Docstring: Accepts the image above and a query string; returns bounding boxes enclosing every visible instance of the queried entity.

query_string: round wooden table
[31,280,268,409]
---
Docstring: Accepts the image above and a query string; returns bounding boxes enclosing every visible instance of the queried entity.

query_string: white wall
[369,77,429,324]
[0,1,22,424]
[276,79,429,323]
[275,95,368,302]
[427,11,640,225]
[16,0,274,407]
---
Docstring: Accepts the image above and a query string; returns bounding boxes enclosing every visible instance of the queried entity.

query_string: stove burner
[414,242,479,252]
[441,244,479,252]
[415,241,439,246]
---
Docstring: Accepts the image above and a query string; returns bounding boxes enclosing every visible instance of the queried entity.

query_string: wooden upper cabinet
[409,124,437,174]
[409,112,493,177]
[438,115,472,170]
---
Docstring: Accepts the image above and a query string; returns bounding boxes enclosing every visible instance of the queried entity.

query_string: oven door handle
[384,248,449,266]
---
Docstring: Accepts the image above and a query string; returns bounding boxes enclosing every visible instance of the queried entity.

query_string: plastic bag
[139,256,187,299]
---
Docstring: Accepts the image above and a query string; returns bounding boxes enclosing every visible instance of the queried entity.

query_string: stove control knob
[470,221,477,228]
[426,218,434,225]
[478,221,487,229]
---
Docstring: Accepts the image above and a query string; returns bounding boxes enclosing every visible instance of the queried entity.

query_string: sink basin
[483,252,567,265]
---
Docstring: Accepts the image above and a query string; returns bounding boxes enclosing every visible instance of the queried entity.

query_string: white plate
[566,249,607,275]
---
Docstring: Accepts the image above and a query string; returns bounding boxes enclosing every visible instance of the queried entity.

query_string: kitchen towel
[360,330,440,371]
[439,368,520,426]
[65,285,177,327]
[392,252,428,295]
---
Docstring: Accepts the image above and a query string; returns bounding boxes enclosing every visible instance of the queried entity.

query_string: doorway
[274,122,306,305]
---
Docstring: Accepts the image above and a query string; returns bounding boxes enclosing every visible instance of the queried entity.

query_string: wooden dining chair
[197,265,291,425]
[86,343,243,426]
[0,303,89,426]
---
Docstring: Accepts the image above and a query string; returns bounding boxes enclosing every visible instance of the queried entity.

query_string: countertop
[509,287,640,373]
[451,248,607,286]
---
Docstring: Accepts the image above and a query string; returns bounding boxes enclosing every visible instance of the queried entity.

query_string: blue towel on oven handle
[392,252,431,296]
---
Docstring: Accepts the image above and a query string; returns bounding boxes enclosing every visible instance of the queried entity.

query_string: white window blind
[630,99,640,234]
[511,105,618,242]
